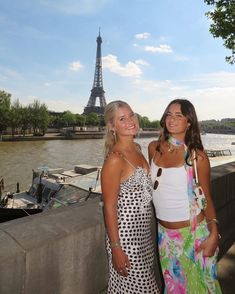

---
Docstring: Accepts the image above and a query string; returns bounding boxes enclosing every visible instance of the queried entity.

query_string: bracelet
[207,218,219,225]
[110,242,121,248]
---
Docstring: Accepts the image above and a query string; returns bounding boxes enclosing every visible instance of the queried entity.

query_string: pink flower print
[167,230,182,241]
[164,270,176,293]
[194,238,201,252]
[164,269,186,294]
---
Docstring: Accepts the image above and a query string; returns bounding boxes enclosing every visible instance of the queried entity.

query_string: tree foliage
[0,90,11,134]
[85,112,100,126]
[204,0,235,64]
[29,100,50,135]
[9,99,23,135]
[61,111,77,127]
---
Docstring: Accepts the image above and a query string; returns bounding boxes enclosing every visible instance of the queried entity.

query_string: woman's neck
[167,135,185,154]
[168,135,185,146]
[115,137,136,152]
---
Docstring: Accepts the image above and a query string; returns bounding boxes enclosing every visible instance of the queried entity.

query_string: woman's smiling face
[165,103,190,137]
[113,106,139,137]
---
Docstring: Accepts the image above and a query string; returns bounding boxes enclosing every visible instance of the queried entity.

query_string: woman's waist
[158,211,204,229]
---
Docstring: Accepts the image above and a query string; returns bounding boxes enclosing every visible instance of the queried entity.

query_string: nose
[168,115,177,121]
[125,116,134,125]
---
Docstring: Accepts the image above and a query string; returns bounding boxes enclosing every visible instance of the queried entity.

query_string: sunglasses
[153,168,162,190]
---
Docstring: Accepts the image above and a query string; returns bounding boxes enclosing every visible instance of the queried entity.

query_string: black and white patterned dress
[106,167,160,294]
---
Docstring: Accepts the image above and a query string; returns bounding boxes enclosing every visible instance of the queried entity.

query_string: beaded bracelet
[207,218,219,225]
[207,219,221,239]
[110,242,121,248]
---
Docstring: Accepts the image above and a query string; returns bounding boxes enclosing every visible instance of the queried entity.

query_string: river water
[0,134,235,192]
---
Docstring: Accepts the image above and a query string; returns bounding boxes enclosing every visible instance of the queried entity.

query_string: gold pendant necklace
[167,143,182,153]
[167,136,185,153]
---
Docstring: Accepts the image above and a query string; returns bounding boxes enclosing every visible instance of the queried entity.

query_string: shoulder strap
[193,150,199,184]
[107,151,136,169]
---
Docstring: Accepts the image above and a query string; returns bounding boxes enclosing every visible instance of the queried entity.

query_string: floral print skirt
[158,220,222,294]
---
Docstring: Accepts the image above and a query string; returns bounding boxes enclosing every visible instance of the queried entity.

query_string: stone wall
[0,162,234,294]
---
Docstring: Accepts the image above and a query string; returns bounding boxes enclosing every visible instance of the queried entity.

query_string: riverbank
[0,130,160,141]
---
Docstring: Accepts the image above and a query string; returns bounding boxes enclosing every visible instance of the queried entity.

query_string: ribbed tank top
[151,160,201,222]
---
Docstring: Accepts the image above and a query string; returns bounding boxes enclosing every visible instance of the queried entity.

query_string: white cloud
[145,44,172,53]
[197,71,235,87]
[102,54,142,77]
[135,59,149,66]
[69,61,83,71]
[45,99,75,112]
[135,32,151,40]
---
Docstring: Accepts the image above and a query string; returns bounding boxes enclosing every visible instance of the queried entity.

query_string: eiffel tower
[83,30,107,115]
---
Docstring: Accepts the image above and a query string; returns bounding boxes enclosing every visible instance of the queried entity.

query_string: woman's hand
[197,233,219,257]
[112,247,131,277]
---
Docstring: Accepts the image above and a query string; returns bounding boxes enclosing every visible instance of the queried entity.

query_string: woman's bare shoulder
[196,149,210,167]
[148,140,159,151]
[102,151,125,171]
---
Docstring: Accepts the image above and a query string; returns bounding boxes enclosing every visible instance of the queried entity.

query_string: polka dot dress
[106,167,160,294]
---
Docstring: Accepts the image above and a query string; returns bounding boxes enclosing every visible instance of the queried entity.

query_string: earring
[112,130,117,142]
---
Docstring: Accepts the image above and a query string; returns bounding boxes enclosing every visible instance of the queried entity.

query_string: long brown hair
[103,100,131,157]
[158,99,203,163]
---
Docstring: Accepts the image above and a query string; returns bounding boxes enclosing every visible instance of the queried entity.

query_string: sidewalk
[218,243,235,294]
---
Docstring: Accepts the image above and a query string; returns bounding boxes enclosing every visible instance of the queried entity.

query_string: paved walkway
[218,243,235,294]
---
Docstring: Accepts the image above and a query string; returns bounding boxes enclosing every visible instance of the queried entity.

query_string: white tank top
[151,160,201,222]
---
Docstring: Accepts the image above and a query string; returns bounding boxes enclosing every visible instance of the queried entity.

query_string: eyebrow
[118,111,134,118]
[167,111,182,114]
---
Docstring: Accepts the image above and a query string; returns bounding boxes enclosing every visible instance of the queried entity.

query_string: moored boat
[0,164,102,222]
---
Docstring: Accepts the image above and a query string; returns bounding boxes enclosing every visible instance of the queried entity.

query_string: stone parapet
[0,162,234,293]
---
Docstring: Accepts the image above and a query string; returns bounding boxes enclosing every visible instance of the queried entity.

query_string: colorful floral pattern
[158,221,222,294]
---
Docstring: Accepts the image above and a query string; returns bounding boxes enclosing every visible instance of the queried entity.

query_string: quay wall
[0,162,234,294]
[0,131,160,142]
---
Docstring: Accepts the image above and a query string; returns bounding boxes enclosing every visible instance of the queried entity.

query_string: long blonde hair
[103,100,131,157]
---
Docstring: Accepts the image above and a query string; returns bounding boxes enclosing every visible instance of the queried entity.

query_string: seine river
[0,133,235,192]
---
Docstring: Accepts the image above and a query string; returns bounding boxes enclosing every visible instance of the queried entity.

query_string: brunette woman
[148,99,222,293]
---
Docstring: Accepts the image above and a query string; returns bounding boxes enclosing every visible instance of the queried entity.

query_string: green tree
[9,99,22,136]
[61,111,77,128]
[85,112,100,126]
[75,114,86,127]
[204,0,235,64]
[29,100,50,135]
[0,90,11,136]
[139,116,151,128]
[150,120,160,129]
[21,106,31,136]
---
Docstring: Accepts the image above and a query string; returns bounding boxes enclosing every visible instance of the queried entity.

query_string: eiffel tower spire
[84,29,107,115]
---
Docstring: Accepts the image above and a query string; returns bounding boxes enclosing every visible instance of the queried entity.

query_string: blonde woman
[101,100,160,294]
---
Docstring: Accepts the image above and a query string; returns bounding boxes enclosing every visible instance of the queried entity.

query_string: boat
[0,164,102,223]
[205,149,232,157]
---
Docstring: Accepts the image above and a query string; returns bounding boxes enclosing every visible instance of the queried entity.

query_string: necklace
[167,136,185,153]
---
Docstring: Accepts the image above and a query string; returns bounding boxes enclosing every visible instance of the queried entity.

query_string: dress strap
[106,151,137,169]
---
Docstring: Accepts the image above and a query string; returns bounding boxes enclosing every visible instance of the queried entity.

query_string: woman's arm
[101,155,130,276]
[196,151,220,256]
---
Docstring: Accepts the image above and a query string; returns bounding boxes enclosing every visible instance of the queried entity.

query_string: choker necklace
[167,136,185,153]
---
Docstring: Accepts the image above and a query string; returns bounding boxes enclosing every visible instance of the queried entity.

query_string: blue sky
[0,0,234,121]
